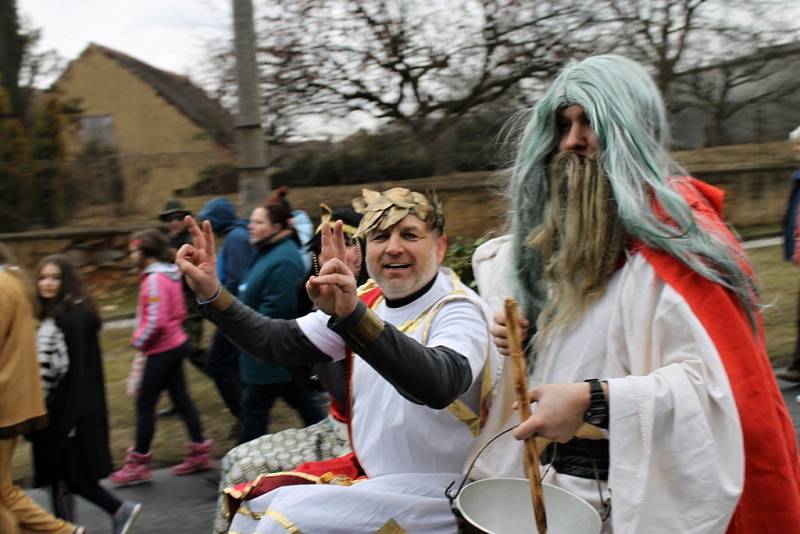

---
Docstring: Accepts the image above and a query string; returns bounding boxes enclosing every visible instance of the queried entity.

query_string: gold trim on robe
[375,518,409,533]
[265,509,304,533]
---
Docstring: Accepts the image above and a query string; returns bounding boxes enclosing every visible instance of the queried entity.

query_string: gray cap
[158,198,191,221]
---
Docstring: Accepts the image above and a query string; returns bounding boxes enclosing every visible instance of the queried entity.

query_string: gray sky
[18,0,230,81]
[17,0,372,138]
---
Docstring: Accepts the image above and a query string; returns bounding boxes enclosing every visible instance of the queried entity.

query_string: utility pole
[232,0,268,214]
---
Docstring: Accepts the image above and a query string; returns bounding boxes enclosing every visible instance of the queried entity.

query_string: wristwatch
[583,378,608,426]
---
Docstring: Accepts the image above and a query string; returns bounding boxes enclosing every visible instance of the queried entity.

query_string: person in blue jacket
[777,125,800,382]
[198,197,254,435]
[237,192,325,443]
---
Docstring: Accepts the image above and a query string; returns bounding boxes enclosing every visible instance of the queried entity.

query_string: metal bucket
[453,477,602,533]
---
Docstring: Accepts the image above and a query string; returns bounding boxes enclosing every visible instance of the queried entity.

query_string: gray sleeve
[200,298,331,366]
[329,301,473,409]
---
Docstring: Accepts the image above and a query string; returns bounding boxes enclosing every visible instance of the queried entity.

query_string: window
[79,115,116,148]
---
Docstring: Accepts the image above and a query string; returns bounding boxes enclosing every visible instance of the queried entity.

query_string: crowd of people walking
[0,187,327,533]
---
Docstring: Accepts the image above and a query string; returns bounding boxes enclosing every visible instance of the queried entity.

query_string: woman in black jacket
[31,255,141,534]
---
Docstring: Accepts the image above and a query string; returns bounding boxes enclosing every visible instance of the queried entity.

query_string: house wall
[55,46,233,216]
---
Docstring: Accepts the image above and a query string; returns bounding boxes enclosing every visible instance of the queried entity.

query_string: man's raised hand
[490,309,530,356]
[175,215,221,299]
[306,220,357,319]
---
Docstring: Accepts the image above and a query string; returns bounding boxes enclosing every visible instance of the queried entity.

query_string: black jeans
[239,382,326,444]
[207,329,243,419]
[51,479,122,519]
[135,343,204,453]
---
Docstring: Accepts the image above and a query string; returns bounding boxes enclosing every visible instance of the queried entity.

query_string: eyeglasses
[163,214,185,222]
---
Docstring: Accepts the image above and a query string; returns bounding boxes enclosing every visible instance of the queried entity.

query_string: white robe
[470,237,744,534]
[229,268,493,533]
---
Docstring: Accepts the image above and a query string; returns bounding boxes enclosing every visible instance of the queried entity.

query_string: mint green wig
[509,54,758,327]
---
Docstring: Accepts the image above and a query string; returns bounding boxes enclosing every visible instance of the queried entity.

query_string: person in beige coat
[0,243,83,534]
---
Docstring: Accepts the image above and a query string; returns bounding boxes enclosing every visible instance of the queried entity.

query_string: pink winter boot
[172,439,214,475]
[110,448,153,486]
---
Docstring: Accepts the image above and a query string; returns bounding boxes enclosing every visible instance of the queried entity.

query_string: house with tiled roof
[55,43,235,216]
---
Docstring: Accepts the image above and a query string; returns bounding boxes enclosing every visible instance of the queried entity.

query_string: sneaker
[172,439,214,475]
[112,501,142,534]
[109,449,153,486]
[776,368,800,383]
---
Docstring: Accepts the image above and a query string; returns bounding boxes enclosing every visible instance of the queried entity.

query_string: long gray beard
[528,151,626,346]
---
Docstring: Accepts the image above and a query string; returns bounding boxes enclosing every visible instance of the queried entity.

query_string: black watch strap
[583,378,609,427]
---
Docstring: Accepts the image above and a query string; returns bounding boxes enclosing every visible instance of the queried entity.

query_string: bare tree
[208,0,595,174]
[601,0,799,102]
[673,44,800,146]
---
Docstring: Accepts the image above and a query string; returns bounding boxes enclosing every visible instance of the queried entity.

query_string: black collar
[384,274,437,308]
[255,232,290,253]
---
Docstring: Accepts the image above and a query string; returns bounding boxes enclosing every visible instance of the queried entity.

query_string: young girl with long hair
[31,254,140,534]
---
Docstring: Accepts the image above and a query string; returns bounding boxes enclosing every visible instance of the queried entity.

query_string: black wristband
[583,378,609,428]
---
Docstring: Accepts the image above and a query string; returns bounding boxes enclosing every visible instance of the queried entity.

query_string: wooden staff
[505,298,547,534]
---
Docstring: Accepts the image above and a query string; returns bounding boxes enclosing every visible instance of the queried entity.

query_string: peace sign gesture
[306,220,358,319]
[175,215,221,300]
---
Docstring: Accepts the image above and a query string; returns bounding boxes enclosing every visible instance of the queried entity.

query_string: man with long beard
[489,55,800,533]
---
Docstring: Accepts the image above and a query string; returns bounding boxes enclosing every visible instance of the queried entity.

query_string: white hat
[790,125,800,140]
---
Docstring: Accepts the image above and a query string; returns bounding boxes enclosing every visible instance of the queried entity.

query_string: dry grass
[751,245,798,364]
[11,244,797,483]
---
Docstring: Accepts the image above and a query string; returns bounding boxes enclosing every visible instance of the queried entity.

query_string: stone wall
[0,226,139,274]
[2,141,797,272]
[673,141,797,226]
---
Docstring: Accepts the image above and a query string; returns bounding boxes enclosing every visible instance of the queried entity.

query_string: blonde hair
[528,153,625,344]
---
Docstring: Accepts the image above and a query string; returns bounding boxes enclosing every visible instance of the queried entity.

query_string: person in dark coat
[158,198,209,402]
[777,125,800,382]
[31,255,141,534]
[198,197,254,438]
[236,193,325,443]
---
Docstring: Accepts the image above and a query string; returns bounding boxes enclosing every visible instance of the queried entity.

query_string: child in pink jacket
[111,229,212,485]
[132,260,187,356]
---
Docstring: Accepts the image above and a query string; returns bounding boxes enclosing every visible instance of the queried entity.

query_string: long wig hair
[508,54,758,331]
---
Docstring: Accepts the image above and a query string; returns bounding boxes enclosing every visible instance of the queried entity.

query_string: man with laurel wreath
[176,188,497,533]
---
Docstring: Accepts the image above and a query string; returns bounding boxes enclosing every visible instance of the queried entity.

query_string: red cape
[640,178,800,533]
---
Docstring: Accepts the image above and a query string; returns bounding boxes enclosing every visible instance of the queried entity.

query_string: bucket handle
[445,427,612,522]
[445,427,516,504]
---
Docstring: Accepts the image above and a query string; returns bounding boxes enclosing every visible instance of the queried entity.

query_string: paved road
[743,236,782,249]
[28,467,220,533]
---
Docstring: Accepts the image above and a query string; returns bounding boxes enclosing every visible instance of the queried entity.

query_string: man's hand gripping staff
[491,307,605,444]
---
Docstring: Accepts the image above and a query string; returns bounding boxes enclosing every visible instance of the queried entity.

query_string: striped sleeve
[132,274,162,350]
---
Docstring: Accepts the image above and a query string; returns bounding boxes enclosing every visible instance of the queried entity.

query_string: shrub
[443,236,488,290]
